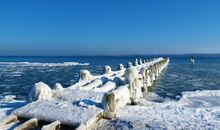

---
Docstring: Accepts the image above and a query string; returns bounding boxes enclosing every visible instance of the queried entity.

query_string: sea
[0,55,220,101]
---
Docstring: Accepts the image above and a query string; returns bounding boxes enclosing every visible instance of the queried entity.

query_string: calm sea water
[0,55,220,100]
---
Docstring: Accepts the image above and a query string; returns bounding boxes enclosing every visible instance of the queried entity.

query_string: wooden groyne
[0,57,169,130]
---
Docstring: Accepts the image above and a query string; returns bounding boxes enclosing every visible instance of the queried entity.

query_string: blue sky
[0,0,219,56]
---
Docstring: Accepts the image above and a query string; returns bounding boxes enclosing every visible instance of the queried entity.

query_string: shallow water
[0,55,220,100]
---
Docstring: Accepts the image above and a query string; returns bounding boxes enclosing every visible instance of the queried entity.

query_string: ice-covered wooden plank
[53,89,104,104]
[94,81,116,92]
[13,100,103,127]
[41,120,61,130]
[14,118,38,130]
[0,114,18,125]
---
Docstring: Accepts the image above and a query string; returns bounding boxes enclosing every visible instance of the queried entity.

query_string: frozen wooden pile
[0,57,169,130]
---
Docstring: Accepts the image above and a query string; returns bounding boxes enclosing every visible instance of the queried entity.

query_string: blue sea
[0,55,220,100]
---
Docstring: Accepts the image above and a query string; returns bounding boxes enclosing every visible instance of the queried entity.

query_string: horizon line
[0,53,220,57]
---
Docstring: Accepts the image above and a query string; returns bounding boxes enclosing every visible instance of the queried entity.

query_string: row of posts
[103,58,170,119]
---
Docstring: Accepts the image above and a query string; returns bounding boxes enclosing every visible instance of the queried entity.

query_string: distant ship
[190,55,195,64]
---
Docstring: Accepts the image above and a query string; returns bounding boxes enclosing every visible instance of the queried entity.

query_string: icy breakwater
[1,57,170,129]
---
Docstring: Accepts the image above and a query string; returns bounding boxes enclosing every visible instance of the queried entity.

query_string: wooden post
[134,58,138,66]
[41,120,61,130]
[14,118,38,130]
[139,58,142,65]
[102,92,116,119]
[80,70,91,81]
[118,64,124,70]
[125,67,142,105]
[105,65,112,75]
[0,114,18,125]
[149,66,154,84]
[127,62,133,68]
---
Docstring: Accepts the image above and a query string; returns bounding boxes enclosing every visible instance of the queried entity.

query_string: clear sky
[0,0,219,56]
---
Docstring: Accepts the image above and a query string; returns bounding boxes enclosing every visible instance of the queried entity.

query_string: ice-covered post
[41,120,61,130]
[53,83,63,91]
[127,62,133,68]
[139,58,143,65]
[134,59,138,66]
[28,82,52,102]
[149,66,155,84]
[105,65,112,75]
[102,85,130,119]
[80,70,92,81]
[125,67,142,105]
[155,63,159,78]
[102,92,116,119]
[153,65,157,81]
[118,64,124,70]
[140,67,151,91]
[145,69,152,87]
[158,61,162,73]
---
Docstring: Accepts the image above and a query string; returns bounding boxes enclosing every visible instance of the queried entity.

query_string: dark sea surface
[0,55,220,100]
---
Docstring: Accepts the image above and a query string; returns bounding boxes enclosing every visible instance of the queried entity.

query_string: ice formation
[94,81,116,92]
[127,62,133,68]
[28,82,52,101]
[118,64,124,70]
[125,67,142,104]
[53,83,63,91]
[139,58,142,65]
[105,65,112,75]
[134,59,138,66]
[80,69,92,81]
[102,85,130,119]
